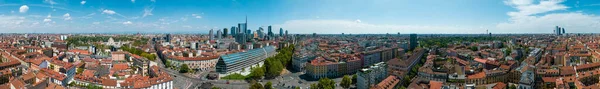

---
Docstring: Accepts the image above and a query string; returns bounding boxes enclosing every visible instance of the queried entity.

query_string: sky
[0,0,599,34]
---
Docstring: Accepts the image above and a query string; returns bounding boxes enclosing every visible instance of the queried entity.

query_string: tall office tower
[223,28,228,37]
[555,26,561,35]
[209,29,214,40]
[279,28,284,36]
[217,30,222,39]
[268,26,273,37]
[409,34,417,51]
[258,27,264,39]
[165,34,171,42]
[562,28,566,34]
[285,30,288,37]
[231,26,237,37]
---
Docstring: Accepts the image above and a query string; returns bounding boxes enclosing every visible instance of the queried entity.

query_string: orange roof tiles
[493,82,506,89]
[68,49,91,55]
[429,81,443,89]
[467,71,486,79]
[112,63,129,70]
[371,75,400,89]
[102,79,117,86]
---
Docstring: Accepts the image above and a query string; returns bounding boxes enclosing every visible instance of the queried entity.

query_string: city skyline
[0,0,600,34]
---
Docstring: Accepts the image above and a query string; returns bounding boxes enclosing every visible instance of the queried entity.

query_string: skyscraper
[217,29,222,39]
[409,34,417,51]
[285,30,288,37]
[555,26,562,35]
[268,26,273,37]
[165,34,171,42]
[236,16,248,44]
[279,28,284,37]
[209,29,214,40]
[231,26,237,37]
[223,28,228,37]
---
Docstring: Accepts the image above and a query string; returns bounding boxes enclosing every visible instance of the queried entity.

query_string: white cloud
[19,5,29,13]
[44,14,52,23]
[275,19,478,34]
[131,0,135,3]
[63,13,71,20]
[123,21,132,25]
[191,14,202,19]
[102,10,116,15]
[142,7,154,17]
[505,0,568,17]
[44,0,57,5]
[81,1,86,5]
[92,22,100,25]
[43,18,52,22]
[496,0,600,33]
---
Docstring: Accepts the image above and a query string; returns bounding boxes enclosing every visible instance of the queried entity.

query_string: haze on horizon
[0,0,599,34]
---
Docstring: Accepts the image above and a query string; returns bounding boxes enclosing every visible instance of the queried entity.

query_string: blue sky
[1,0,599,34]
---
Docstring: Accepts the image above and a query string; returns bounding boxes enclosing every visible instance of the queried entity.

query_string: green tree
[264,58,283,78]
[318,78,336,89]
[249,82,264,89]
[248,66,265,79]
[310,84,318,89]
[352,74,357,84]
[509,84,516,89]
[179,64,190,73]
[264,81,273,89]
[341,75,352,89]
[211,87,221,89]
[76,68,85,74]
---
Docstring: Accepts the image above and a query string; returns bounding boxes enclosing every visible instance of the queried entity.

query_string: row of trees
[419,36,509,48]
[120,45,157,61]
[66,36,133,46]
[263,45,295,79]
[310,78,336,89]
[249,81,274,89]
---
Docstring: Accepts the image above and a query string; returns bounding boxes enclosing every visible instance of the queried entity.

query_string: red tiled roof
[493,82,506,89]
[102,79,117,86]
[371,75,400,89]
[40,68,66,81]
[112,63,129,70]
[10,78,26,89]
[576,62,600,70]
[467,71,486,79]
[429,81,443,89]
[68,49,91,55]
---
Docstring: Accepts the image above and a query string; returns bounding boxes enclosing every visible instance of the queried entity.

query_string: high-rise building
[236,17,248,44]
[258,27,264,39]
[409,34,417,51]
[268,26,273,37]
[279,28,284,37]
[165,34,171,42]
[285,30,288,37]
[555,26,562,35]
[223,28,228,37]
[209,29,214,40]
[231,26,237,37]
[217,30,222,39]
